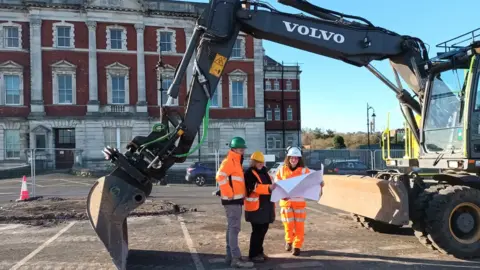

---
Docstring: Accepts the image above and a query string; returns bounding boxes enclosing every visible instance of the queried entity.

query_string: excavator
[86,0,480,268]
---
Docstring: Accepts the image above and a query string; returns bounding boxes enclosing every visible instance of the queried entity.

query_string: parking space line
[9,221,76,270]
[178,216,205,270]
[378,244,416,250]
[55,179,92,186]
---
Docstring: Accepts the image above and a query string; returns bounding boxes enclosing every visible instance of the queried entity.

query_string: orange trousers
[280,206,306,249]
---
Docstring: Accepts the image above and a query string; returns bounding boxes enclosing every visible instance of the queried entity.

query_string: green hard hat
[230,136,247,149]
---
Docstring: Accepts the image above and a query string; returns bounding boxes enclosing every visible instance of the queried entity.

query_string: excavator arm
[86,1,432,268]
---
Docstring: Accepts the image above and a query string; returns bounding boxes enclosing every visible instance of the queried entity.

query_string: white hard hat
[286,146,302,157]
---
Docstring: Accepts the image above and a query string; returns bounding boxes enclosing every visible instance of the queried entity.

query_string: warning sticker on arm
[209,53,227,78]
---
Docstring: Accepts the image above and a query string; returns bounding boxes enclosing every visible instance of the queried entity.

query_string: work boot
[230,257,254,268]
[285,243,292,251]
[250,254,265,263]
[292,248,301,256]
[225,256,232,265]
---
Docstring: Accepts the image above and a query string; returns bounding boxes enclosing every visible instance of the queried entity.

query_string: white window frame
[210,79,222,107]
[106,25,127,50]
[103,127,132,149]
[51,60,76,105]
[52,21,75,48]
[265,80,271,91]
[0,22,22,50]
[157,64,179,106]
[267,136,275,149]
[228,69,248,108]
[4,129,21,160]
[274,106,281,120]
[286,80,292,90]
[265,106,272,121]
[106,62,130,105]
[287,136,294,147]
[274,80,280,90]
[157,28,176,53]
[0,60,23,106]
[207,127,221,151]
[287,106,293,121]
[230,36,246,59]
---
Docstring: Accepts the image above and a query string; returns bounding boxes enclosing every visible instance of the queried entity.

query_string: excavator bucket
[318,174,410,226]
[86,174,147,270]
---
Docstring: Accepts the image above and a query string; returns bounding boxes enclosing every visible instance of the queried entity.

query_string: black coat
[244,166,275,224]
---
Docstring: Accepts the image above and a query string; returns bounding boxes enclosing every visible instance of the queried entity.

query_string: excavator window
[423,67,468,153]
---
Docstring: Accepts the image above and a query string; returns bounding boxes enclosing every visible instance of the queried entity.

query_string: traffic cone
[16,175,29,201]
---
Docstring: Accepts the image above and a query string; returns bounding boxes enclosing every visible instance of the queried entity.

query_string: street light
[367,103,376,149]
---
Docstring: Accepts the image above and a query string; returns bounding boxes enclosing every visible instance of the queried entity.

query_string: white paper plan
[270,166,324,202]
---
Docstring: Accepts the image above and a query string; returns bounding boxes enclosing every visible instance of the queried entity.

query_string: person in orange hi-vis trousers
[274,146,324,256]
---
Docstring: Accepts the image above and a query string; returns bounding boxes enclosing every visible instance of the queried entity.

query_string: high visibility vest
[275,165,310,208]
[216,150,246,203]
[244,170,272,212]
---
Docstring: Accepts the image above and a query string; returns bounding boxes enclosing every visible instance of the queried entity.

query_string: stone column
[29,16,44,115]
[86,20,99,113]
[185,27,194,100]
[135,23,147,114]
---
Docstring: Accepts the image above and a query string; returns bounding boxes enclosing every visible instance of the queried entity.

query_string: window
[232,38,242,58]
[53,22,75,48]
[57,74,73,104]
[265,80,271,90]
[51,60,76,105]
[274,80,280,90]
[0,60,24,106]
[266,109,272,121]
[287,136,294,147]
[274,107,281,120]
[4,129,20,159]
[275,138,282,149]
[231,81,244,107]
[157,29,176,53]
[229,69,247,108]
[106,62,130,105]
[287,107,293,121]
[36,134,46,149]
[4,26,19,48]
[111,75,126,104]
[160,78,172,105]
[207,128,221,151]
[286,80,292,90]
[0,22,21,49]
[107,26,127,50]
[104,127,132,149]
[157,65,178,106]
[267,137,274,149]
[211,81,222,107]
[4,75,20,105]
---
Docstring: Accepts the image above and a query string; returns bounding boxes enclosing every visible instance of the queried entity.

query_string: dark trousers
[249,222,270,258]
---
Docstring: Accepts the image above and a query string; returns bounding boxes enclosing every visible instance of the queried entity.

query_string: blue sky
[182,0,477,132]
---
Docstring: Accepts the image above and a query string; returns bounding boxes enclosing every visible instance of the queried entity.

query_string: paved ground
[1,174,480,269]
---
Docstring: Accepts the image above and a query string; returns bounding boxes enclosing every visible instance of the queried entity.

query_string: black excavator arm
[86,1,432,269]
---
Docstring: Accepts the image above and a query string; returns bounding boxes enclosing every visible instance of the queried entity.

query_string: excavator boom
[86,0,440,268]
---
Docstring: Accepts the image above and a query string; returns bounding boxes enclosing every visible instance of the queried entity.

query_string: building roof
[0,0,207,17]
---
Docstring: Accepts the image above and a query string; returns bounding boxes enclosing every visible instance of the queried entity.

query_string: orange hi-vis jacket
[216,150,246,205]
[275,165,310,208]
[244,170,274,212]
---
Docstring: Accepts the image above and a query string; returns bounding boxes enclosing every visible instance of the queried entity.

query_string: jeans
[224,204,243,259]
[249,223,269,258]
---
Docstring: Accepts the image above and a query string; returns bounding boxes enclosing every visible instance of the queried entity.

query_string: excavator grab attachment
[319,174,410,226]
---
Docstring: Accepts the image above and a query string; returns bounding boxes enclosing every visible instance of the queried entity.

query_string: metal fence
[0,147,409,198]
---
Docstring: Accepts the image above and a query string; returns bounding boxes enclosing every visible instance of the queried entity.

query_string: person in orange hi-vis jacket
[274,146,324,256]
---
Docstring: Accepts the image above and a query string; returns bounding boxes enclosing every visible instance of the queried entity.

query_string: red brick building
[263,55,302,151]
[0,0,300,168]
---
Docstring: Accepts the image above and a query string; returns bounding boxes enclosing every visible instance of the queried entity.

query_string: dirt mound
[0,196,195,227]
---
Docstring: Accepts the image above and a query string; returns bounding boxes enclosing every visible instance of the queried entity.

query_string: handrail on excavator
[381,112,391,161]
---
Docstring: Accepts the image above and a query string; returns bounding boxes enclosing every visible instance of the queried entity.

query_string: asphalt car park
[1,173,480,269]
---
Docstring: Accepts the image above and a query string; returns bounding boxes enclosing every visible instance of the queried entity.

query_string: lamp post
[367,103,376,149]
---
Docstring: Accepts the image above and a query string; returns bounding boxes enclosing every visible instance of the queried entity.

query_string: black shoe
[292,248,300,256]
[285,243,292,251]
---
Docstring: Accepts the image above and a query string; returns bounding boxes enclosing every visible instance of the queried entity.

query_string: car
[268,162,284,179]
[185,162,216,186]
[324,160,370,175]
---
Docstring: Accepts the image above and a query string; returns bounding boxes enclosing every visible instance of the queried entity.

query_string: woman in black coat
[244,151,276,262]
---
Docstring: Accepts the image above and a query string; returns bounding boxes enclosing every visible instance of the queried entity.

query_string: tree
[333,135,346,149]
